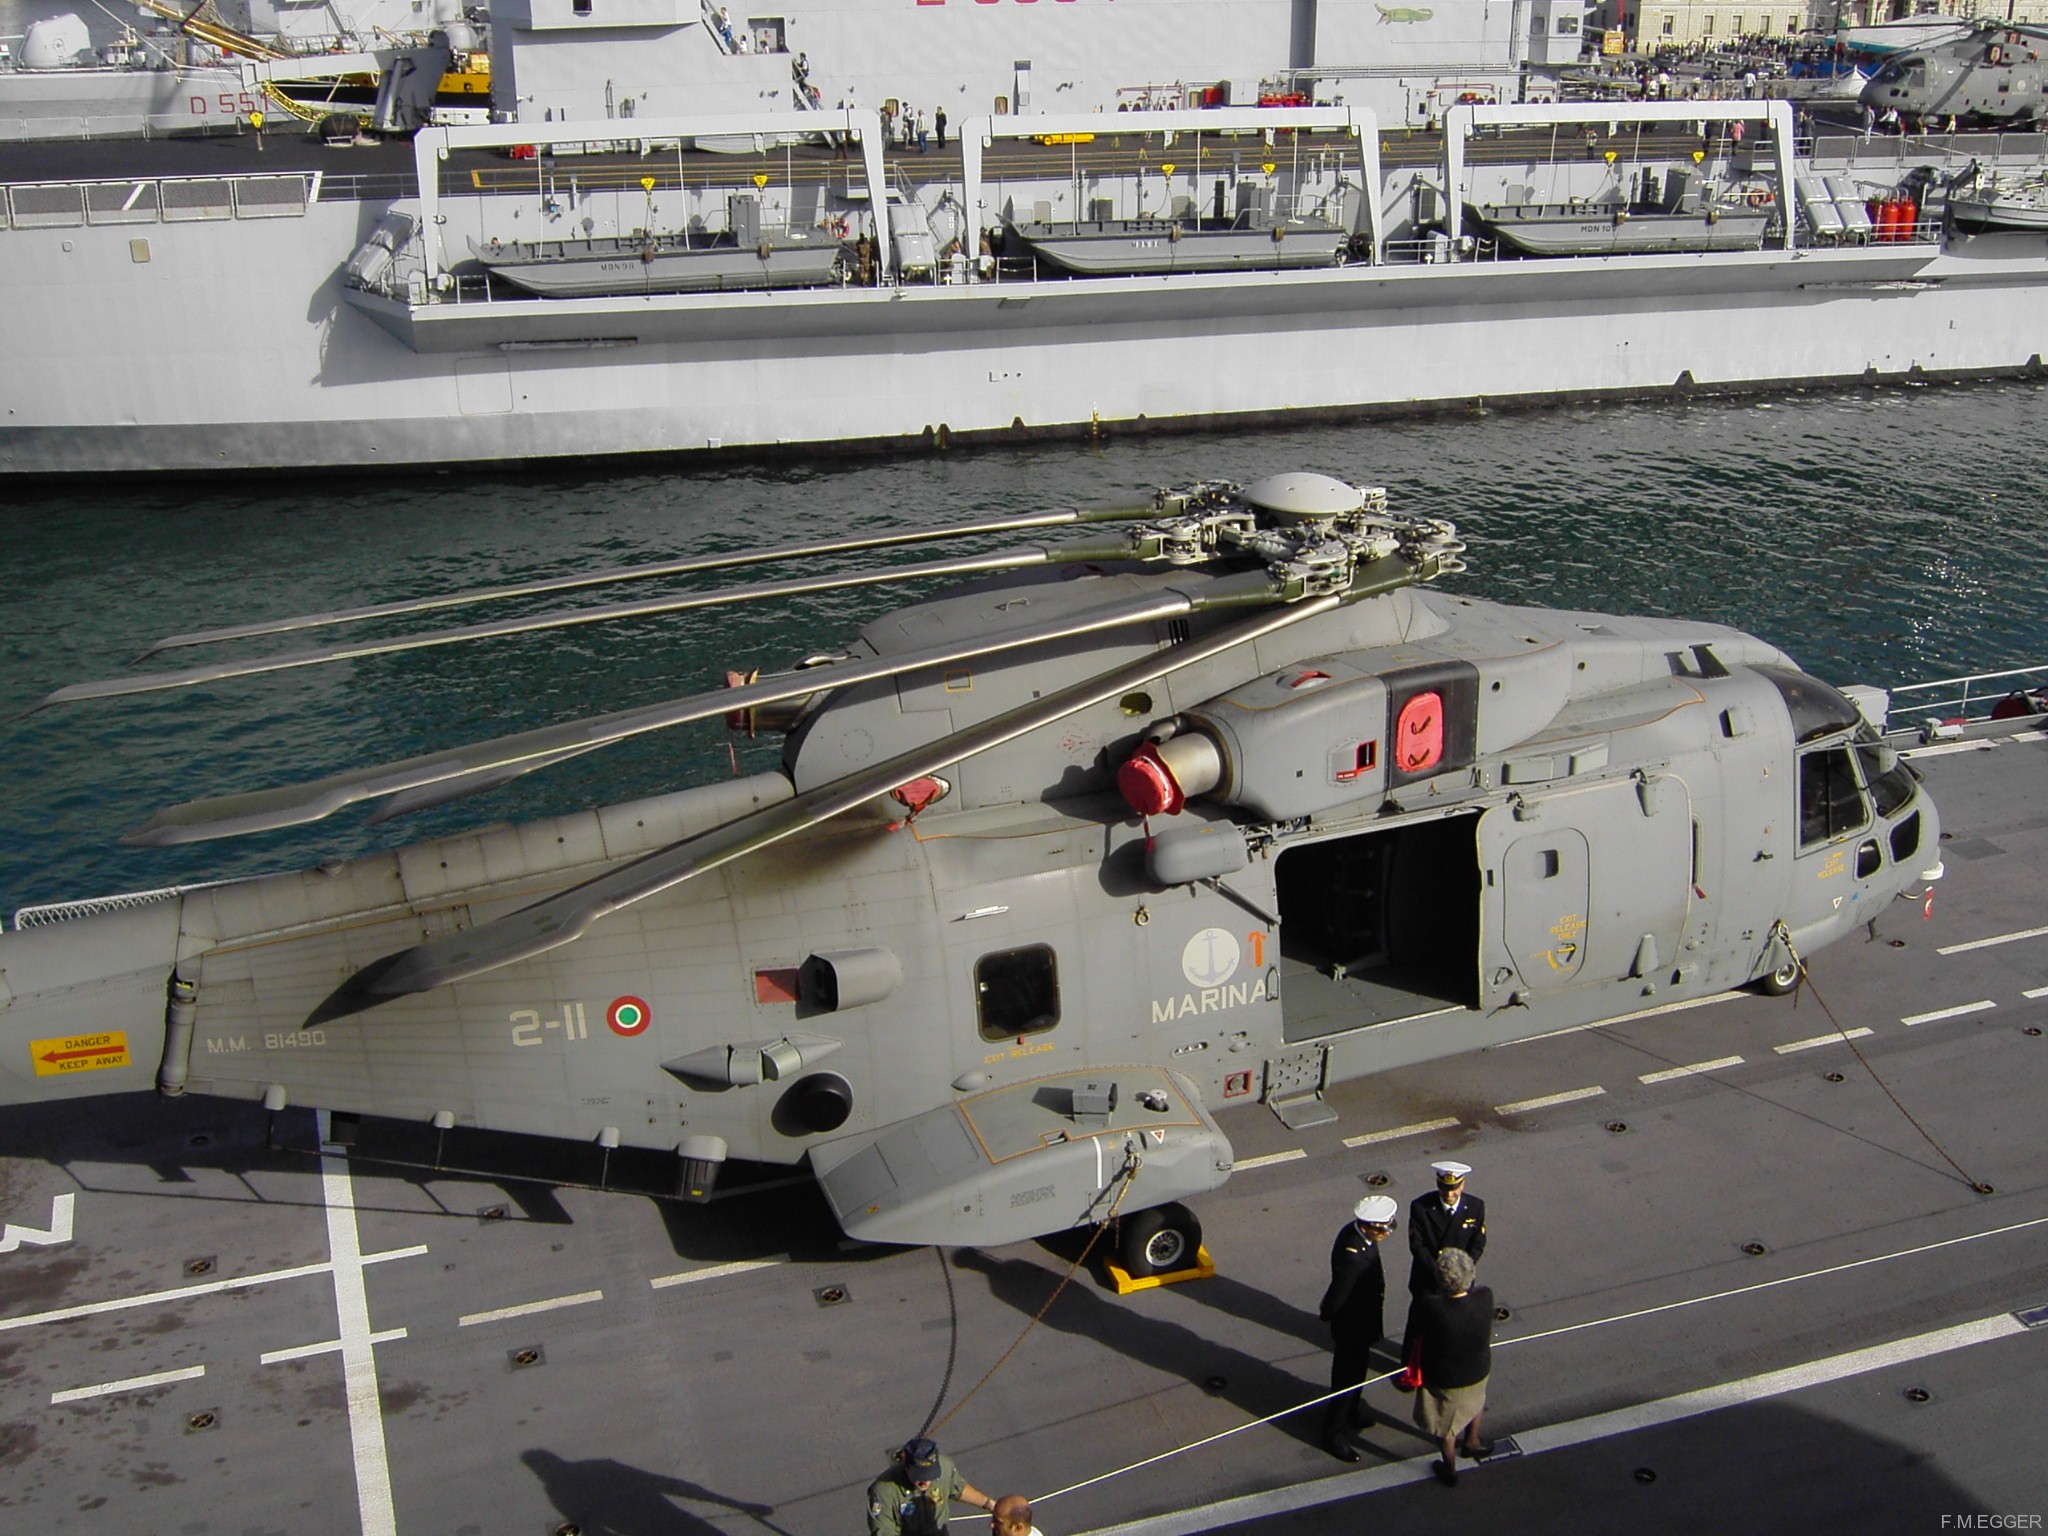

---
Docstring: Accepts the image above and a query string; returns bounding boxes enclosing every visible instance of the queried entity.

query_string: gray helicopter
[1859,19,2048,126]
[0,473,1943,1277]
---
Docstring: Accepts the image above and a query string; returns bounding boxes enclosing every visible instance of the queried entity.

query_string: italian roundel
[606,996,652,1036]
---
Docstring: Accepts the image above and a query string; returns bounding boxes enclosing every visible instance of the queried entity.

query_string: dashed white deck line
[1342,1117,1460,1148]
[1073,1313,2029,1536]
[322,1154,397,1536]
[1938,923,2048,955]
[1775,1027,1873,1053]
[2025,985,2048,1001]
[50,1365,205,1405]
[1494,1085,1605,1116]
[261,1330,408,1366]
[458,1290,605,1327]
[1506,990,1742,1045]
[1638,1055,1745,1085]
[1902,999,1997,1026]
[0,1245,426,1335]
[650,1257,787,1289]
[1233,1149,1307,1171]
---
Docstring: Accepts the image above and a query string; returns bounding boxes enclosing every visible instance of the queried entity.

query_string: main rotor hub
[1132,474,1467,599]
[1240,471,1366,522]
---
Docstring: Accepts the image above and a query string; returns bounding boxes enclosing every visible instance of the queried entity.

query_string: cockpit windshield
[1757,666,1865,745]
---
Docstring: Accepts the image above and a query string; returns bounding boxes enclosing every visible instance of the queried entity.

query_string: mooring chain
[926,1144,1145,1438]
[1770,918,1993,1194]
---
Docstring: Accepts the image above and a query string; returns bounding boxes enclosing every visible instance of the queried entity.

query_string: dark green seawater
[6,383,2045,914]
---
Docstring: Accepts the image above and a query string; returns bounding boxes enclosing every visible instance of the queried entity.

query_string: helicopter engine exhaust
[1117,728,1223,816]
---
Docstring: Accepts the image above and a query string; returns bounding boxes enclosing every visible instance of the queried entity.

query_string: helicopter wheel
[1118,1202,1202,1278]
[1752,955,1803,997]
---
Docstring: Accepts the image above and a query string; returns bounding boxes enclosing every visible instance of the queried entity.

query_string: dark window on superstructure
[1799,747,1869,848]
[572,0,591,14]
[976,944,1060,1041]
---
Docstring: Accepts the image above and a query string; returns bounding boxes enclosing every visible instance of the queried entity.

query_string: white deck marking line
[1638,1055,1745,1084]
[0,1245,426,1335]
[1902,999,1997,1026]
[1494,1085,1605,1116]
[2026,985,2048,1000]
[650,1257,788,1289]
[1938,923,2048,955]
[1069,1313,2027,1535]
[261,1329,408,1366]
[322,1154,397,1536]
[1774,1026,1873,1053]
[458,1289,605,1327]
[1342,1117,1459,1148]
[1499,990,1739,1046]
[1233,1150,1306,1171]
[50,1365,206,1405]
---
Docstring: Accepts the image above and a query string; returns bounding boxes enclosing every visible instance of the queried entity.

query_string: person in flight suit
[1406,1160,1486,1298]
[1318,1193,1397,1460]
[868,1438,998,1536]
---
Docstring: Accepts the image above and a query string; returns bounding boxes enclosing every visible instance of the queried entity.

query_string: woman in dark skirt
[1407,1247,1494,1486]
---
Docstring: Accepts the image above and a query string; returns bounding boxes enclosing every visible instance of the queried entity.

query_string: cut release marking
[261,1329,407,1365]
[1638,1055,1745,1085]
[1342,1117,1459,1148]
[1494,1085,1605,1116]
[51,1364,206,1405]
[1234,1149,1307,1171]
[1901,999,1997,1027]
[1938,923,2048,955]
[458,1289,604,1327]
[650,1257,787,1289]
[0,1245,427,1334]
[1774,1027,1873,1054]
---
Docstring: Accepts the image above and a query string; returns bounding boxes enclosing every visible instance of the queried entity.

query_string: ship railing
[1887,663,2048,725]
[0,171,317,231]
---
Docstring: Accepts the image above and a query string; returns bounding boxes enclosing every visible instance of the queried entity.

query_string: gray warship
[6,0,2048,475]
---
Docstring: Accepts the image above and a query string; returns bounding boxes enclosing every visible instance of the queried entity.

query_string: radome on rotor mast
[0,473,1943,1275]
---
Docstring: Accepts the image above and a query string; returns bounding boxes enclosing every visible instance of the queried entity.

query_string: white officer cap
[1432,1160,1472,1183]
[1353,1195,1398,1225]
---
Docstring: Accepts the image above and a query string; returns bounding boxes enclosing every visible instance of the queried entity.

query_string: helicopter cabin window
[1798,746,1868,849]
[976,944,1060,1041]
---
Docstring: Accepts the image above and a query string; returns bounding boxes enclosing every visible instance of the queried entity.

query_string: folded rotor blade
[313,593,1341,1017]
[136,500,1165,659]
[42,549,1060,710]
[125,582,1239,846]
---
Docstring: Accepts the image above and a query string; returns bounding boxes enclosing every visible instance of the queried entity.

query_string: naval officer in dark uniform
[1317,1194,1397,1460]
[1406,1160,1486,1298]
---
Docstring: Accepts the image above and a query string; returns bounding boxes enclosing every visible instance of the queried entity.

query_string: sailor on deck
[1406,1160,1486,1297]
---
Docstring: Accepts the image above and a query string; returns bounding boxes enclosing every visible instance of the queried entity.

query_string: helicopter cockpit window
[1854,732,1919,818]
[1799,746,1869,848]
[975,944,1060,1042]
[1757,666,1864,746]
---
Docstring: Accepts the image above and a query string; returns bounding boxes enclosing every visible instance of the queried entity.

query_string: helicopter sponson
[0,474,1941,1268]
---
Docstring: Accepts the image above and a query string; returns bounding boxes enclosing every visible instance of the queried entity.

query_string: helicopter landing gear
[1752,955,1803,996]
[1117,1201,1203,1278]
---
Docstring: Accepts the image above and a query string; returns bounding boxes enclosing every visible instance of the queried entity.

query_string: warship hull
[0,201,2031,477]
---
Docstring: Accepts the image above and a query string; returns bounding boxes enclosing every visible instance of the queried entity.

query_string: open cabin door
[1477,776,1693,1012]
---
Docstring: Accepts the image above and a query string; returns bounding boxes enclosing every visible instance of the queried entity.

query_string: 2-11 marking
[510,1004,589,1047]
